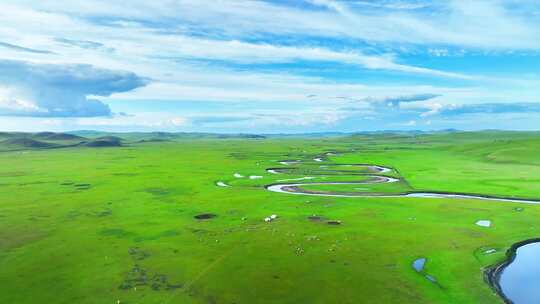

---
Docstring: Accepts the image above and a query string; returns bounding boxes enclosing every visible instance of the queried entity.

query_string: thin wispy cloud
[0,41,55,54]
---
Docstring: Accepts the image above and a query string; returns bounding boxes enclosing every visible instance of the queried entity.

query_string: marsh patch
[74,183,91,190]
[188,228,211,234]
[94,208,112,217]
[134,230,179,242]
[112,173,139,177]
[65,210,82,220]
[99,228,134,238]
[144,188,170,196]
[194,213,217,220]
[327,220,342,225]
[129,247,151,260]
[0,171,27,177]
[229,152,248,160]
[120,246,182,292]
[118,264,182,291]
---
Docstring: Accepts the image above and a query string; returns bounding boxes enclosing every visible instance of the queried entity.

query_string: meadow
[1,131,540,303]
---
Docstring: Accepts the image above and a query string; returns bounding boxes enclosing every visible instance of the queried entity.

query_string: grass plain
[1,131,540,303]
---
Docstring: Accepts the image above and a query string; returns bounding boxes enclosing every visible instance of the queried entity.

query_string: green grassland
[1,131,540,303]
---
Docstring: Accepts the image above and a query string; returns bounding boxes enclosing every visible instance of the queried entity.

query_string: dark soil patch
[99,228,134,238]
[308,215,325,221]
[119,247,182,291]
[94,208,112,217]
[112,173,139,177]
[327,220,342,225]
[194,213,217,220]
[74,183,91,190]
[129,247,151,260]
[65,210,82,220]
[144,188,170,196]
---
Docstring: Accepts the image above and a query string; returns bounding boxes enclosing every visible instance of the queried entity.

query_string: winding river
[265,159,540,204]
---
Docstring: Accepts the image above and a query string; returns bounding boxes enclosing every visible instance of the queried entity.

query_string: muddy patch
[194,213,217,220]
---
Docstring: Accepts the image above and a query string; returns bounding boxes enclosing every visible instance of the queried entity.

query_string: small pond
[498,242,540,304]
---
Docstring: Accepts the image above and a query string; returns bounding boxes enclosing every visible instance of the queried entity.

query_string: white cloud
[404,120,417,126]
[0,60,147,117]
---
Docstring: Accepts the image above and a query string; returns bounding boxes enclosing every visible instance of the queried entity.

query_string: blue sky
[0,0,540,133]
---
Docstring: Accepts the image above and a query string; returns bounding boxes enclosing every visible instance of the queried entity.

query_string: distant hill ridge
[33,132,85,141]
[1,137,59,149]
[82,136,123,147]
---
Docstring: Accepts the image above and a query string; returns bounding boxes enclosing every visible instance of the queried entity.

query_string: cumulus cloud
[0,59,148,117]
